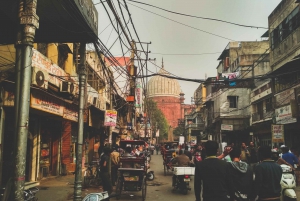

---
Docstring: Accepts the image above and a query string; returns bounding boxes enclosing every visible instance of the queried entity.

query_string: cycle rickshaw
[162,141,179,176]
[116,140,147,201]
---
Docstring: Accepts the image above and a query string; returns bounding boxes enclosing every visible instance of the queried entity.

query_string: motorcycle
[280,164,297,201]
[171,167,194,195]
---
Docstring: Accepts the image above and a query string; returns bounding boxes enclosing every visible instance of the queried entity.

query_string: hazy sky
[94,0,281,104]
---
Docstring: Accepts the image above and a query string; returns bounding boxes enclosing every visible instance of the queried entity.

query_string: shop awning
[0,0,98,43]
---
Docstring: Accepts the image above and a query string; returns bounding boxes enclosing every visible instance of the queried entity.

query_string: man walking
[252,146,282,201]
[240,142,249,163]
[194,140,231,201]
[100,147,113,199]
[155,144,160,155]
[228,146,254,201]
[248,141,258,171]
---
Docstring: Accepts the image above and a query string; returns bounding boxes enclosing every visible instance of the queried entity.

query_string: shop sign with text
[104,110,117,126]
[275,105,297,124]
[272,124,284,143]
[221,124,233,131]
[63,105,78,122]
[31,90,64,116]
[135,82,143,108]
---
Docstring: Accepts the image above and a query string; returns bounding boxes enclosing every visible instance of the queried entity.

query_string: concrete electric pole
[73,42,86,201]
[14,0,39,200]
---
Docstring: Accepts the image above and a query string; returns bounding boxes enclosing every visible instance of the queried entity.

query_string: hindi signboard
[221,124,233,131]
[104,110,117,126]
[272,124,284,143]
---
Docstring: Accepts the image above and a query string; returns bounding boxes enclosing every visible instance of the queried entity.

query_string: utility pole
[108,71,113,176]
[14,1,39,200]
[74,42,86,201]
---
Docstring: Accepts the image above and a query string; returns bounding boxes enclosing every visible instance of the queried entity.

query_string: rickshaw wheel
[163,164,166,176]
[141,176,147,201]
[116,177,122,200]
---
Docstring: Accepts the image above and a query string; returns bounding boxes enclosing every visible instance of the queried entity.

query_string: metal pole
[108,76,113,176]
[13,0,23,183]
[73,42,86,201]
[14,1,39,200]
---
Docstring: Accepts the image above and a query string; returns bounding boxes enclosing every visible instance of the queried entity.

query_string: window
[228,96,238,108]
[265,98,273,112]
[270,7,300,49]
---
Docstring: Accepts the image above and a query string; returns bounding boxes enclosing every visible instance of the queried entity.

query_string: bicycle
[83,161,102,187]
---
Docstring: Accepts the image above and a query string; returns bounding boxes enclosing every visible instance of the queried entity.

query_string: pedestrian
[100,147,113,198]
[281,145,299,168]
[248,141,258,171]
[155,144,160,155]
[110,145,119,186]
[194,140,231,201]
[252,146,282,201]
[228,146,254,201]
[240,142,249,163]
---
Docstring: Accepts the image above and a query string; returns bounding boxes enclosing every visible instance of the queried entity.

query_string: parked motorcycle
[280,164,297,201]
[172,167,194,195]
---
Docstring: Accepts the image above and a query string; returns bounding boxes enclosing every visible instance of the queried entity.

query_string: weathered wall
[152,96,182,128]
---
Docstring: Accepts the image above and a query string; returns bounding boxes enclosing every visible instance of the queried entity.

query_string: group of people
[193,140,299,201]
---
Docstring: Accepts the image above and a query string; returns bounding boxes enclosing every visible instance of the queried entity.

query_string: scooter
[172,167,194,195]
[280,164,297,201]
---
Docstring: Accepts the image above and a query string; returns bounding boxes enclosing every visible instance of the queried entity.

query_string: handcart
[116,140,147,201]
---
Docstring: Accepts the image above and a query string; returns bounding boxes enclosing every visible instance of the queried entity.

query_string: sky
[93,0,282,104]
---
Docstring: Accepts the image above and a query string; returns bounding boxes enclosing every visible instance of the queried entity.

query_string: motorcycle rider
[168,149,191,186]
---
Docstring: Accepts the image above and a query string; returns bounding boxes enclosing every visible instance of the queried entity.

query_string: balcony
[185,123,205,130]
[252,110,274,123]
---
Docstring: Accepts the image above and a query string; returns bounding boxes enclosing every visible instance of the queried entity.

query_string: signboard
[63,105,78,122]
[135,83,143,108]
[104,110,117,126]
[272,124,285,143]
[275,88,295,106]
[275,105,297,124]
[179,136,185,145]
[31,90,64,116]
[155,129,160,137]
[221,124,233,131]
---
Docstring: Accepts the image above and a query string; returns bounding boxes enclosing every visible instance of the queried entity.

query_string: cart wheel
[141,176,147,201]
[164,164,166,176]
[116,178,122,200]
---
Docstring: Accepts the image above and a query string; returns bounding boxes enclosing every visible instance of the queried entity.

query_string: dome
[147,61,181,98]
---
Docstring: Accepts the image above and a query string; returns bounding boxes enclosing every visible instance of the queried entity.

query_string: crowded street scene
[1,0,300,201]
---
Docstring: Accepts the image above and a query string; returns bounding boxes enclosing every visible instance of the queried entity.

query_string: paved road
[111,152,195,201]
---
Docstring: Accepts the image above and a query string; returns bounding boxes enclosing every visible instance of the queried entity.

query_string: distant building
[147,60,191,129]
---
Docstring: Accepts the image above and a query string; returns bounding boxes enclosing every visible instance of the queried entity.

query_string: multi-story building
[267,0,300,147]
[185,84,206,144]
[0,43,127,189]
[204,41,269,145]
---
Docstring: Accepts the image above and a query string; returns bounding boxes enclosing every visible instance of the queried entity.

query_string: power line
[126,1,235,41]
[127,0,268,30]
[150,52,222,56]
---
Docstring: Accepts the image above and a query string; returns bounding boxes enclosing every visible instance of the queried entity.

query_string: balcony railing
[252,110,274,122]
[185,123,205,130]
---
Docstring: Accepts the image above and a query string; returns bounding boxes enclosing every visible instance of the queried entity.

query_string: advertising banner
[135,82,143,108]
[31,90,64,116]
[272,124,284,143]
[221,124,233,131]
[275,105,297,124]
[104,110,117,126]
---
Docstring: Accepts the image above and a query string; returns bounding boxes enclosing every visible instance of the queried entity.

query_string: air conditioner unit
[31,67,49,89]
[60,81,74,94]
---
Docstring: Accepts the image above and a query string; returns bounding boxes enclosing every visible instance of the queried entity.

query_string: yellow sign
[272,124,284,143]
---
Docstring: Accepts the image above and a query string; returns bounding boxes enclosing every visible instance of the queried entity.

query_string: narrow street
[111,152,195,201]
